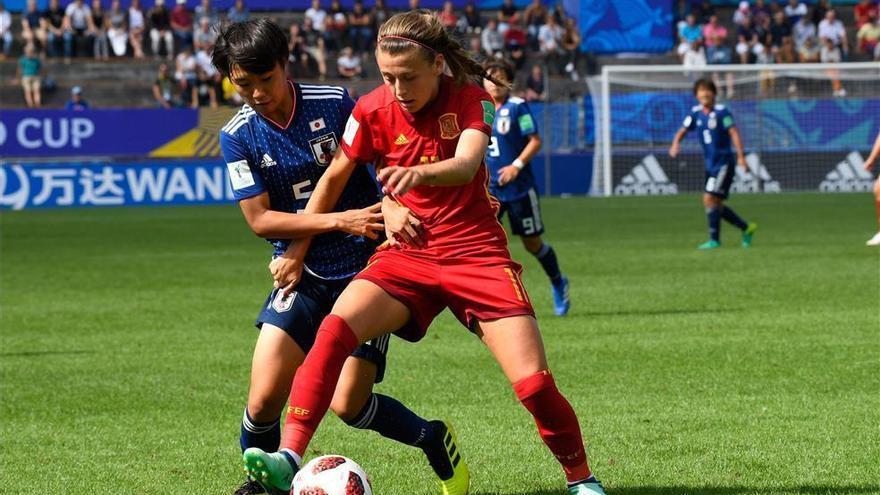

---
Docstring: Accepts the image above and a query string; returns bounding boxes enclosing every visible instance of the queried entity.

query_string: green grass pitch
[1,193,878,495]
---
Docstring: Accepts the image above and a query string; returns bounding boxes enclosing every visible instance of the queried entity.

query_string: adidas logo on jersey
[732,153,781,193]
[260,153,277,169]
[394,134,409,145]
[819,151,874,192]
[614,154,678,195]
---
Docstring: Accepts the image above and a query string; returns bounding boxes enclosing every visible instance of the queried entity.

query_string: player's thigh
[248,323,306,419]
[330,279,412,342]
[475,315,549,384]
[507,189,545,237]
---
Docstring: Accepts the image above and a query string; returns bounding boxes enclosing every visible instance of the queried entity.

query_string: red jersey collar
[260,79,297,130]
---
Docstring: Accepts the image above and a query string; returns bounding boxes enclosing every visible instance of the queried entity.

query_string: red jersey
[341,76,509,258]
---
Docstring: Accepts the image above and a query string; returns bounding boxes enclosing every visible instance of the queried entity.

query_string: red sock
[280,315,359,457]
[513,370,592,483]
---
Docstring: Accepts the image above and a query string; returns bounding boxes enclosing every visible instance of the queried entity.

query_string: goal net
[588,62,880,196]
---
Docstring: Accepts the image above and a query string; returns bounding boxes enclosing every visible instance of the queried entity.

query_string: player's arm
[378,128,489,195]
[669,127,688,158]
[238,192,381,240]
[498,133,542,187]
[864,131,880,171]
[729,126,747,170]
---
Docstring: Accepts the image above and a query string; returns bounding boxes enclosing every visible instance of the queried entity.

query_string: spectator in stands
[523,0,547,50]
[858,15,880,54]
[525,64,545,102]
[44,0,67,58]
[703,15,730,64]
[693,0,715,24]
[227,0,249,23]
[0,2,11,59]
[370,0,391,35]
[733,1,750,27]
[818,9,848,58]
[64,0,96,58]
[438,1,458,31]
[481,17,504,57]
[194,16,216,52]
[793,13,816,51]
[811,0,830,27]
[65,85,89,110]
[305,0,327,34]
[409,0,419,9]
[288,23,308,77]
[784,0,807,26]
[498,0,519,35]
[107,0,129,57]
[504,18,527,54]
[17,43,42,107]
[752,0,772,26]
[347,0,371,55]
[153,62,176,107]
[301,17,327,80]
[769,10,792,52]
[21,0,47,57]
[855,0,879,29]
[561,18,580,80]
[683,39,707,72]
[458,2,481,34]
[170,0,193,50]
[776,35,797,63]
[194,0,218,28]
[820,36,844,96]
[677,14,703,60]
[468,36,483,62]
[128,0,146,58]
[191,67,217,107]
[325,0,347,52]
[798,35,820,61]
[875,38,880,59]
[736,16,761,63]
[175,44,197,95]
[149,0,173,59]
[537,14,563,71]
[91,0,109,60]
[336,45,361,79]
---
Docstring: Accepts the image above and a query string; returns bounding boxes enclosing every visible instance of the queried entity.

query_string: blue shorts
[256,271,389,382]
[496,187,545,237]
[705,163,735,200]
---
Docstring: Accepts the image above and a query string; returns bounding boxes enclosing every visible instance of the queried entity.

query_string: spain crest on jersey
[438,113,461,140]
[309,133,339,167]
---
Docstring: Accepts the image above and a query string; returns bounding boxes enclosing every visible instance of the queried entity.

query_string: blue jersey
[682,104,737,173]
[486,96,539,202]
[220,81,380,280]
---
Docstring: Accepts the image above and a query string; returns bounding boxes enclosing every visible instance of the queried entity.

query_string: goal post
[588,62,880,197]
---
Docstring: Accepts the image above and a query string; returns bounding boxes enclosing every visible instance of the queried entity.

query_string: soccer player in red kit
[243,11,607,495]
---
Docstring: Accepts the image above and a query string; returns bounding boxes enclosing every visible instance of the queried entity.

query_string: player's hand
[668,143,680,159]
[335,203,384,239]
[864,156,876,172]
[738,157,749,171]
[270,250,305,297]
[376,166,423,196]
[383,200,424,248]
[497,165,520,187]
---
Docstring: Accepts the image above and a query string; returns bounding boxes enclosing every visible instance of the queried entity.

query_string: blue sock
[346,393,432,448]
[707,207,721,242]
[240,407,280,452]
[533,243,563,284]
[721,206,748,230]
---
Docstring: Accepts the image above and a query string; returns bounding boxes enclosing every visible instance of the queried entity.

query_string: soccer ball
[291,455,373,495]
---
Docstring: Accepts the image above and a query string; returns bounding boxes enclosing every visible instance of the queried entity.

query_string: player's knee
[330,394,367,423]
[247,394,286,423]
[521,235,543,253]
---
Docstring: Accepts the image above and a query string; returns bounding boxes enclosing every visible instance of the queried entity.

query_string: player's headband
[378,35,437,54]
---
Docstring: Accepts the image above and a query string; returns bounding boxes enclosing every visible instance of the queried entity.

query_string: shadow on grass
[578,308,744,318]
[0,350,95,358]
[483,486,880,495]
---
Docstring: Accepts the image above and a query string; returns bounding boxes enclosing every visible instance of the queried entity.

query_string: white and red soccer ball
[291,455,372,495]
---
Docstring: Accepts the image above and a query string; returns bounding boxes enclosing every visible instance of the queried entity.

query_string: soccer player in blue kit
[669,79,757,250]
[482,60,571,316]
[213,19,464,495]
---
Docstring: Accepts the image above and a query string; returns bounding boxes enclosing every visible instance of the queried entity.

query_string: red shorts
[354,248,536,342]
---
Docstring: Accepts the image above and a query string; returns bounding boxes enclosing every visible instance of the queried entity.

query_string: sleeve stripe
[302,95,343,100]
